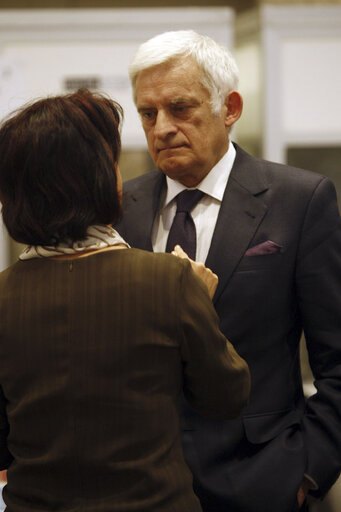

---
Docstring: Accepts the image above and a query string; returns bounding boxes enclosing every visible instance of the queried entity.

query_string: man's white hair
[129,30,239,115]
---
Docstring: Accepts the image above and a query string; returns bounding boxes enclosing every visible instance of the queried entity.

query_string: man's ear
[224,91,243,128]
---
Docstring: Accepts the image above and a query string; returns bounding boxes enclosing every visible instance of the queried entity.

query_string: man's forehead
[136,56,201,87]
[135,69,208,108]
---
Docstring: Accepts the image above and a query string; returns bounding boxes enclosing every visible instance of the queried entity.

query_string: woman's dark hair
[0,88,123,245]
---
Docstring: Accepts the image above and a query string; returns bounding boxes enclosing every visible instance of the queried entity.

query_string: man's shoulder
[233,143,329,191]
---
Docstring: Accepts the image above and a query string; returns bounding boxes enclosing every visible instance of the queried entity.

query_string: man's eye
[141,111,155,120]
[174,105,188,112]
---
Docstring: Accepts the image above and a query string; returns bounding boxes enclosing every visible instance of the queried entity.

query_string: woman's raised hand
[171,245,218,299]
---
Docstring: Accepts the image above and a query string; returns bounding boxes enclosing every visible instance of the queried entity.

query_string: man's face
[135,57,230,187]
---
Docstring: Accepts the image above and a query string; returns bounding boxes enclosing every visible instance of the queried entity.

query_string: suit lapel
[206,145,269,303]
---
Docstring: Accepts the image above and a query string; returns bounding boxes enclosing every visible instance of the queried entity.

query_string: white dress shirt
[152,142,236,262]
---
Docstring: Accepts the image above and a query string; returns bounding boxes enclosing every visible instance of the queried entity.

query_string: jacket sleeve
[178,261,250,420]
[296,176,341,497]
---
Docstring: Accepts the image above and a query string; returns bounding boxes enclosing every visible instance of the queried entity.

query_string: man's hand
[297,477,313,508]
[172,245,218,299]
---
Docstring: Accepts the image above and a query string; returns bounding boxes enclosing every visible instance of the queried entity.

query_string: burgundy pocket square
[245,240,283,256]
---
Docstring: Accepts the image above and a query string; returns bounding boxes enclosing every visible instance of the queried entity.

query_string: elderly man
[116,30,341,512]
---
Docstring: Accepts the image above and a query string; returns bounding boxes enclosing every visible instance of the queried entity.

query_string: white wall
[262,5,341,162]
[235,5,341,162]
[281,37,341,142]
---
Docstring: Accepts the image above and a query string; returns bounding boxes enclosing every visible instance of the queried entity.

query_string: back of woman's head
[0,89,123,245]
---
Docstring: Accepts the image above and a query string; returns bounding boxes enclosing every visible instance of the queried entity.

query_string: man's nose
[154,110,177,138]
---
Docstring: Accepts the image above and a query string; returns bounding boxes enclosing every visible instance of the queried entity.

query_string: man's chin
[159,165,188,181]
[157,157,188,175]
[158,164,202,187]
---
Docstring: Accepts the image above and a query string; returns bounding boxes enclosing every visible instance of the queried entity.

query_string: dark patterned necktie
[165,189,204,260]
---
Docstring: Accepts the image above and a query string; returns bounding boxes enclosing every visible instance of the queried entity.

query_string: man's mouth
[157,144,186,153]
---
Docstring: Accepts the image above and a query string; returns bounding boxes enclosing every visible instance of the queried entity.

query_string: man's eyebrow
[137,97,201,112]
[169,97,199,105]
[137,104,155,112]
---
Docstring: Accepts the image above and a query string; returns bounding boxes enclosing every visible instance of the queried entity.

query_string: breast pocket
[237,253,285,272]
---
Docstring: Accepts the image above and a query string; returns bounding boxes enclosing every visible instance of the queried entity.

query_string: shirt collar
[164,141,236,207]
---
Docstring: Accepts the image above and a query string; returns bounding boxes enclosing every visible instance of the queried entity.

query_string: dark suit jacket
[0,249,250,512]
[116,144,341,512]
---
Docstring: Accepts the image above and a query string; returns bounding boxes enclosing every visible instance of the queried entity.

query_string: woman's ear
[224,91,243,128]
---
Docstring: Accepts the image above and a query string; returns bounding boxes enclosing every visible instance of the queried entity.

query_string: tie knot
[176,189,204,213]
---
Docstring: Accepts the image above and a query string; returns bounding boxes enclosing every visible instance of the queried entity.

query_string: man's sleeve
[296,176,341,497]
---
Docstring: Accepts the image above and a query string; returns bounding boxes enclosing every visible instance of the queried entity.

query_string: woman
[0,89,250,512]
